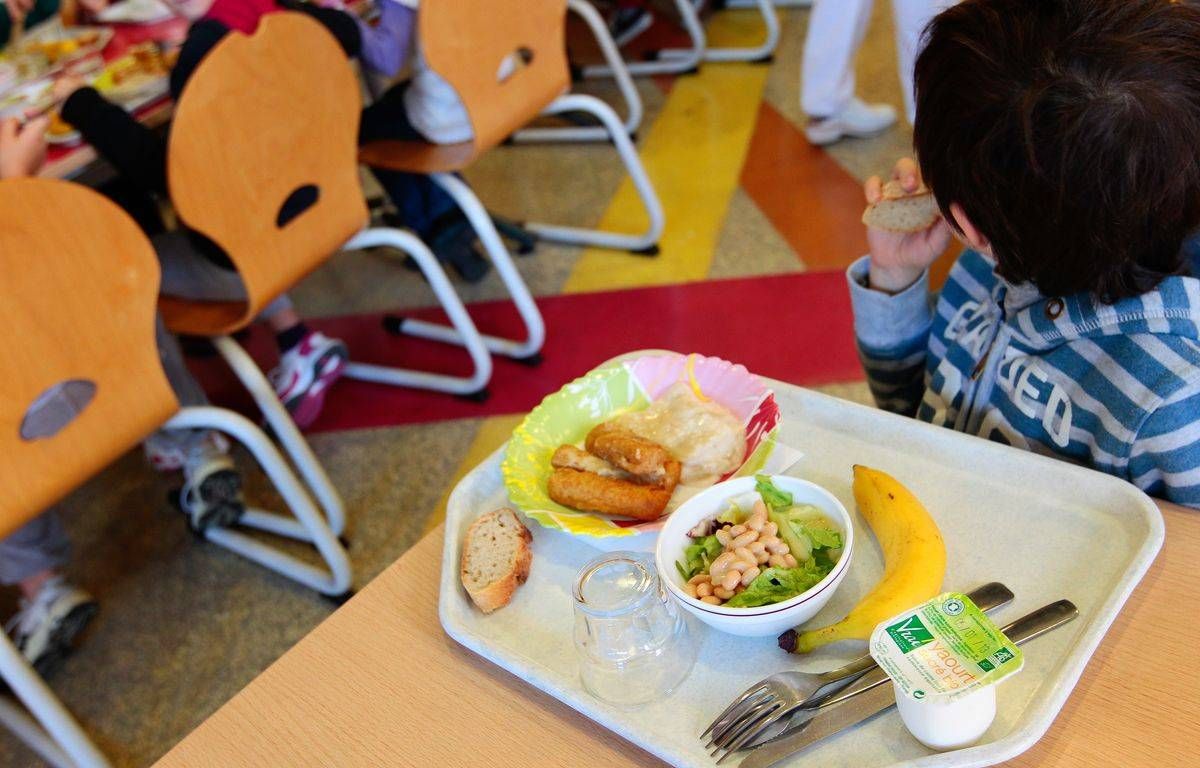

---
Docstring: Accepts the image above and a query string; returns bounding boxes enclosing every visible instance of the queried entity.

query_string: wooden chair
[161,10,494,502]
[580,0,781,79]
[0,178,352,768]
[358,0,664,362]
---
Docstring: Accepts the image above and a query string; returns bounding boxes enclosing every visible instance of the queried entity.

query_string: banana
[779,465,946,653]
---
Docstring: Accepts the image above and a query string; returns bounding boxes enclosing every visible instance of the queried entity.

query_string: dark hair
[913,0,1200,302]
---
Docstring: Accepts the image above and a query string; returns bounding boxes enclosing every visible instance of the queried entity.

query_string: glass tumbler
[572,552,697,707]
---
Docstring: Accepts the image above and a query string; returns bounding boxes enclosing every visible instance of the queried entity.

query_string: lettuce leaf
[755,474,793,512]
[724,561,832,608]
[676,534,724,581]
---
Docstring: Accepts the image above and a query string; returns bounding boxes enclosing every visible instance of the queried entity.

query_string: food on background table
[46,110,75,137]
[460,508,532,614]
[861,179,939,233]
[676,476,845,608]
[606,382,746,485]
[20,29,102,65]
[779,465,946,653]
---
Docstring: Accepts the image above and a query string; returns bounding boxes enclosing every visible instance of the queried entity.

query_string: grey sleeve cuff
[846,256,933,351]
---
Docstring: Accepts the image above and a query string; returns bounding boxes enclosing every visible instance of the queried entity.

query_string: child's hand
[0,117,49,179]
[865,158,951,293]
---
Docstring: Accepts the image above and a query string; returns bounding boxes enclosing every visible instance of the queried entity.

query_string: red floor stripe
[187,271,864,433]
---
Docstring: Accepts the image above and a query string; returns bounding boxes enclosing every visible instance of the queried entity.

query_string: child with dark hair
[848,0,1200,507]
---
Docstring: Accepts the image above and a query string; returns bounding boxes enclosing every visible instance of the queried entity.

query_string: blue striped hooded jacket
[846,250,1200,508]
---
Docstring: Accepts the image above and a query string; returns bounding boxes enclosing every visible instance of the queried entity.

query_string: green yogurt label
[870,592,1024,701]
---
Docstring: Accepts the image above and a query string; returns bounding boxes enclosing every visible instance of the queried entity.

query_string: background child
[848,0,1200,507]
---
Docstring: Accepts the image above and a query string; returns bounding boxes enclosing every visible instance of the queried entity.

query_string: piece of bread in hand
[460,508,533,614]
[861,180,939,232]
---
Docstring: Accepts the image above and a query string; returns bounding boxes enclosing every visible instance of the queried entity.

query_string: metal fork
[701,582,1015,760]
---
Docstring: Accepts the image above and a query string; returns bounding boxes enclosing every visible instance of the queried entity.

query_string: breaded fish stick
[548,468,673,522]
[551,445,628,479]
[585,424,672,478]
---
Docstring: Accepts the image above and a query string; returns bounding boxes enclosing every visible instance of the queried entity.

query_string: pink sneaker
[269,331,349,428]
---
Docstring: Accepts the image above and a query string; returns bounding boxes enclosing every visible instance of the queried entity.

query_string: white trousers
[801,0,956,123]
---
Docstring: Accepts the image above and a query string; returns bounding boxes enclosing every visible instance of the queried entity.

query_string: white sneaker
[269,331,349,429]
[5,577,98,677]
[178,437,245,533]
[804,97,897,146]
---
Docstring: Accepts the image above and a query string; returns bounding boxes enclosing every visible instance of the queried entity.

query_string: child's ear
[949,203,991,253]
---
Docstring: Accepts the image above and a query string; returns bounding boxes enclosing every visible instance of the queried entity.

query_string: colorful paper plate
[502,352,785,543]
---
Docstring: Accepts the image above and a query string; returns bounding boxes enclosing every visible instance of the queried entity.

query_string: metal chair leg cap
[513,352,544,367]
[382,315,407,335]
[324,589,356,606]
[630,243,660,256]
[457,388,491,404]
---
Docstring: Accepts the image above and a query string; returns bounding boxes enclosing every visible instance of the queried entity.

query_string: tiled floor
[2,5,914,765]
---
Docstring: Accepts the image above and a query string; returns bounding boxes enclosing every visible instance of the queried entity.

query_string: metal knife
[740,599,1079,768]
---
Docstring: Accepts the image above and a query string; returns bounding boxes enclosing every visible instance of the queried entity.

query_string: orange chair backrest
[0,179,178,539]
[419,0,570,153]
[164,12,367,336]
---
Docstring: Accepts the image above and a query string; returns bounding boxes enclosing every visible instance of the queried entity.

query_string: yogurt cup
[870,592,1023,751]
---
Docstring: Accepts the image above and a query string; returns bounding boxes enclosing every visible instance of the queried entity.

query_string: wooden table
[154,499,1199,767]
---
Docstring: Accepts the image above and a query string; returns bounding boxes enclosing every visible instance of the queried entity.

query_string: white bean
[696,581,714,598]
[714,586,735,600]
[762,521,778,538]
[766,540,790,555]
[732,531,758,549]
[747,506,766,532]
[684,583,698,598]
[734,546,754,564]
[755,550,770,565]
[687,574,711,586]
[715,528,731,547]
[729,524,747,537]
[768,554,787,569]
[740,566,761,586]
[709,552,736,581]
[701,596,722,605]
[783,554,798,568]
[721,570,742,592]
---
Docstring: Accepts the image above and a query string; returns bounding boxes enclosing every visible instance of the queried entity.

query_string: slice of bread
[460,508,533,614]
[862,180,939,232]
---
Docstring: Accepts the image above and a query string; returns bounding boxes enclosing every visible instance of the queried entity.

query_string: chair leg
[0,634,109,768]
[210,337,348,536]
[166,407,353,597]
[385,179,547,362]
[523,93,665,253]
[659,0,780,63]
[583,0,706,77]
[513,0,643,143]
[726,0,810,8]
[341,227,505,378]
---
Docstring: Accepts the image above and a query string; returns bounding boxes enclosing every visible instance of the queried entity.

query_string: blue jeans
[359,82,460,238]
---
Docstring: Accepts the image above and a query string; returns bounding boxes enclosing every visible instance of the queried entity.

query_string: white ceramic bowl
[654,475,854,637]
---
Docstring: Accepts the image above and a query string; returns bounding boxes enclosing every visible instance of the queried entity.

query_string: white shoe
[5,577,98,677]
[177,437,245,533]
[804,98,897,146]
[269,331,348,429]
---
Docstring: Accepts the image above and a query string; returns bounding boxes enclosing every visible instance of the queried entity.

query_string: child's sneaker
[5,577,98,677]
[804,97,897,146]
[609,7,654,47]
[269,331,349,428]
[178,439,245,533]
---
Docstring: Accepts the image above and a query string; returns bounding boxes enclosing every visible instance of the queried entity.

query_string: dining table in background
[36,14,188,180]
[151,475,1199,766]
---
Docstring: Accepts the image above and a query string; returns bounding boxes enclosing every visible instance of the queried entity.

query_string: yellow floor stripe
[563,12,776,293]
[423,414,524,535]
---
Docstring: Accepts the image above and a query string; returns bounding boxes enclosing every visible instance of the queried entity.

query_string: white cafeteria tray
[438,377,1164,768]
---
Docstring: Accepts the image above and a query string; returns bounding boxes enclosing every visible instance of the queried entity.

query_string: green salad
[676,476,844,608]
